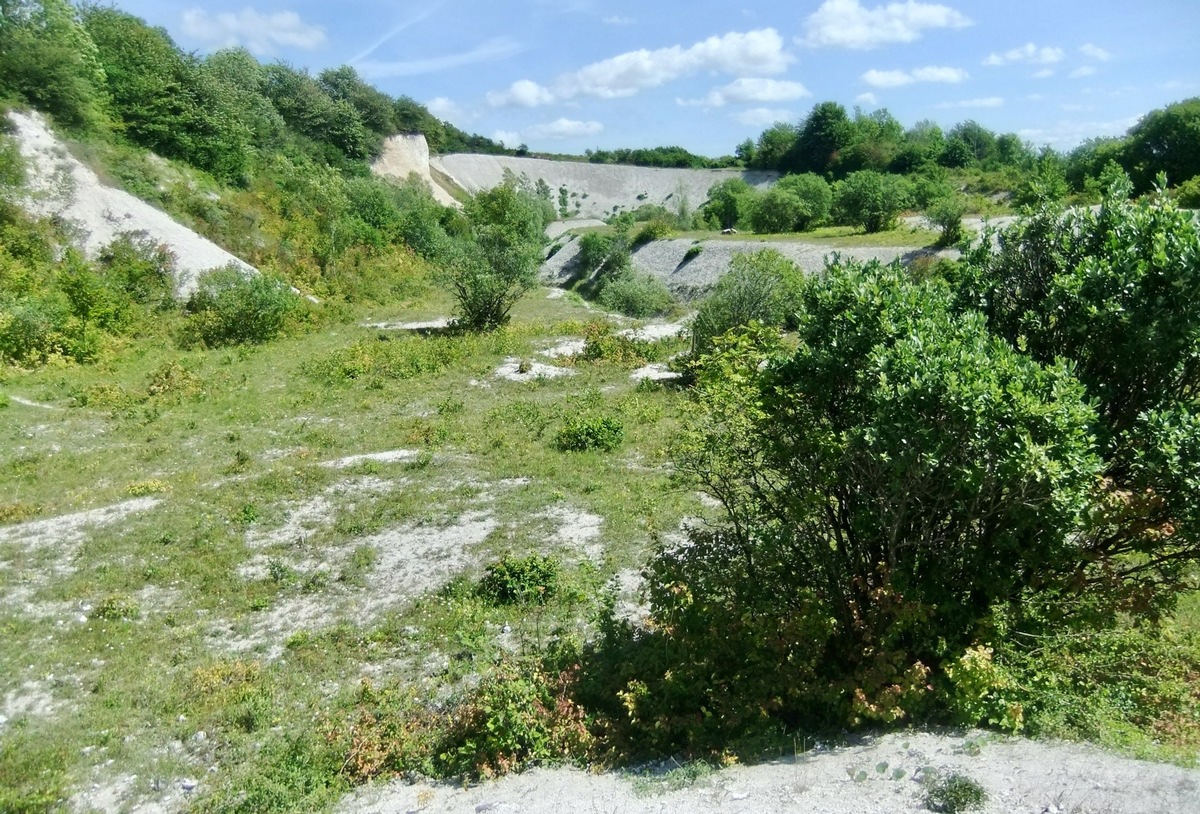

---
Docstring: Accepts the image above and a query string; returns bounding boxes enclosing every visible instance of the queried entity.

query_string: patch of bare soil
[337,731,1200,814]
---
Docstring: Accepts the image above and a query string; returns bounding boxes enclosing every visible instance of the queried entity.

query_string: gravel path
[337,731,1200,814]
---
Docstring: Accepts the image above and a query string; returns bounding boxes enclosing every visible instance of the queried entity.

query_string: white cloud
[802,0,971,50]
[679,77,811,107]
[983,43,1064,66]
[856,92,879,106]
[489,29,792,106]
[525,118,604,139]
[1031,68,1055,79]
[1018,115,1138,148]
[357,37,522,78]
[1079,43,1111,61]
[492,129,522,147]
[862,65,967,87]
[493,118,604,145]
[426,97,471,124]
[1069,66,1097,79]
[487,79,556,108]
[938,96,1004,109]
[734,107,796,127]
[181,8,325,55]
[603,15,634,25]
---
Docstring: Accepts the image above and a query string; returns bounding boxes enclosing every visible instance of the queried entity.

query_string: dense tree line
[741,99,1200,200]
[584,145,739,170]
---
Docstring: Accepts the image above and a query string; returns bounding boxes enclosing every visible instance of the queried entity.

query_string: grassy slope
[0,290,697,810]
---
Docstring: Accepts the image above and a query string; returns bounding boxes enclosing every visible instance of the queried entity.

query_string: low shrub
[555,415,624,452]
[597,270,674,318]
[682,243,703,262]
[923,192,968,246]
[924,772,987,813]
[478,553,560,605]
[180,266,298,348]
[632,220,672,246]
[579,322,651,367]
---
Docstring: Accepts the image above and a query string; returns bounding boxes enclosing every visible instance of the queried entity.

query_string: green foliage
[180,267,298,348]
[833,170,911,232]
[82,7,252,180]
[667,259,1100,731]
[785,101,854,176]
[749,173,830,233]
[0,729,67,814]
[596,270,674,318]
[478,553,560,605]
[1011,149,1068,210]
[632,219,672,246]
[0,0,107,130]
[703,178,756,229]
[447,181,547,330]
[341,659,593,781]
[690,249,803,356]
[1174,175,1200,208]
[924,773,987,813]
[1124,97,1200,192]
[555,414,624,452]
[923,190,968,246]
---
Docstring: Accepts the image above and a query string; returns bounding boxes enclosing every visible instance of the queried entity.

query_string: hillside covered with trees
[3,3,1200,813]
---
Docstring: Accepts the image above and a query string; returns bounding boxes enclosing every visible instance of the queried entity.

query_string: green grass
[0,286,699,811]
[671,223,941,248]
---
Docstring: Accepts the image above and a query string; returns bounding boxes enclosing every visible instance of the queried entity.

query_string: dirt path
[338,731,1200,814]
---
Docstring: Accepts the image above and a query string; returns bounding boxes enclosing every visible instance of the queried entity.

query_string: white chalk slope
[6,110,256,298]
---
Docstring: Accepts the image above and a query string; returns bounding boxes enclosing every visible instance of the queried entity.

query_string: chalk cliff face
[5,110,257,299]
[371,133,462,208]
[430,152,776,221]
[370,132,777,222]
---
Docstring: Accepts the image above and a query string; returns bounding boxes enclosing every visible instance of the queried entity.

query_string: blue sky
[109,0,1200,156]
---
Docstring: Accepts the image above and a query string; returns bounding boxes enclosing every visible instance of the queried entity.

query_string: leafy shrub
[0,292,71,365]
[632,219,671,246]
[1174,175,1200,208]
[342,659,593,781]
[478,553,560,605]
[446,182,547,330]
[923,191,968,246]
[597,270,673,318]
[690,249,804,356]
[97,231,176,307]
[834,170,911,232]
[749,173,831,233]
[924,773,987,813]
[682,243,703,262]
[180,267,298,348]
[661,259,1100,734]
[555,415,624,452]
[579,322,651,367]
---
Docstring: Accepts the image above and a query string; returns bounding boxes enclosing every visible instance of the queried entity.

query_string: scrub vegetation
[2,3,1200,812]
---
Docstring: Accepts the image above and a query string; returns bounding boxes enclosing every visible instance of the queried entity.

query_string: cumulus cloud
[679,77,811,107]
[488,29,792,107]
[983,43,1064,66]
[487,79,556,108]
[862,65,967,87]
[856,92,879,106]
[802,0,971,50]
[426,96,473,125]
[603,15,634,25]
[734,107,796,127]
[357,37,522,79]
[938,96,1004,109]
[1069,65,1097,79]
[1079,43,1111,61]
[181,8,325,55]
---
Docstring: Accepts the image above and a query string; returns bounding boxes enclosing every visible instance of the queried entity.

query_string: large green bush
[690,249,804,356]
[445,181,546,330]
[748,173,831,233]
[180,267,297,348]
[834,170,911,232]
[596,270,673,318]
